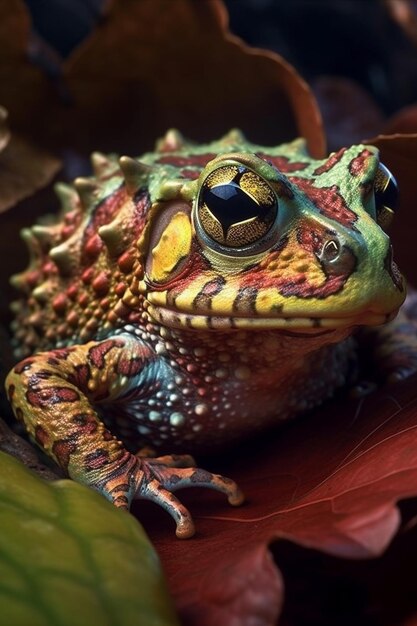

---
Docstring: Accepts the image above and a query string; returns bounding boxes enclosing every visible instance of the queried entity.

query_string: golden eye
[196,164,278,249]
[374,163,398,231]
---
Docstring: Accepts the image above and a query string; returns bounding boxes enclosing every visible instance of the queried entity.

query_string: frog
[5,129,416,538]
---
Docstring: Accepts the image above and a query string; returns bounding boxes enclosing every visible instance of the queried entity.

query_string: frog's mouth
[145,302,399,333]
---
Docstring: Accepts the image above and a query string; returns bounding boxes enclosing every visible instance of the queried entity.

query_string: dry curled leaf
[0,132,61,213]
[0,0,324,157]
[136,374,417,625]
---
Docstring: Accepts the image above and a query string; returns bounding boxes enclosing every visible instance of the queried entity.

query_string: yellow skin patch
[257,231,327,289]
[149,211,192,283]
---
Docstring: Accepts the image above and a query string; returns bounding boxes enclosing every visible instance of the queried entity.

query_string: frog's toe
[141,480,196,538]
[135,458,244,537]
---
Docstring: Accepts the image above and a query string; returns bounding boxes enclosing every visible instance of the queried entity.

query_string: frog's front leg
[5,335,243,538]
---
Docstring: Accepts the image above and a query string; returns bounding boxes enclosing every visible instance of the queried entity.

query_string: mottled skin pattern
[5,130,417,537]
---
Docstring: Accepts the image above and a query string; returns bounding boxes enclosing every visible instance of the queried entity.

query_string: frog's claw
[134,455,244,538]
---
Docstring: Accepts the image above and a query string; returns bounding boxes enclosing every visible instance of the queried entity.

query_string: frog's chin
[146,303,399,333]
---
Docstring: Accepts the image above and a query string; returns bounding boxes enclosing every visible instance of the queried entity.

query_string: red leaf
[136,374,417,625]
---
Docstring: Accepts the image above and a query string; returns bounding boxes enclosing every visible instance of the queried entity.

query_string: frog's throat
[145,303,398,333]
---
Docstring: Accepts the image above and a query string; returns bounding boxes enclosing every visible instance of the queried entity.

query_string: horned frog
[5,129,416,538]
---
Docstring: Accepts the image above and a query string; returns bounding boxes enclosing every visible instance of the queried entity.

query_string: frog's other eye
[195,164,278,251]
[374,163,398,231]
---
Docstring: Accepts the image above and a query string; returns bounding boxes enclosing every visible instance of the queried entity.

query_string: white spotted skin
[102,322,357,453]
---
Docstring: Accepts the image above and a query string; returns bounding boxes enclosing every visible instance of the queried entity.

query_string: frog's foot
[135,455,244,538]
[99,453,243,537]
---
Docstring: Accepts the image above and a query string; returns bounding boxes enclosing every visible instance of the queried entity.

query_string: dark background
[23,0,417,117]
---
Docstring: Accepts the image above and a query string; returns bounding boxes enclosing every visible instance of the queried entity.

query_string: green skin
[5,130,417,538]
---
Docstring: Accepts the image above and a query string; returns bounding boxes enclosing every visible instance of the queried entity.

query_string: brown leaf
[0,0,325,157]
[63,0,324,155]
[136,374,417,625]
[0,132,61,212]
[0,0,55,141]
[382,105,417,136]
[312,76,386,151]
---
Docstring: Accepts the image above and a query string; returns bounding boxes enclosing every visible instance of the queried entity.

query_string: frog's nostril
[318,237,356,276]
[322,239,340,261]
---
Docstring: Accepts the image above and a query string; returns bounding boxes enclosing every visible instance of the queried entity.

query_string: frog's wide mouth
[145,302,399,333]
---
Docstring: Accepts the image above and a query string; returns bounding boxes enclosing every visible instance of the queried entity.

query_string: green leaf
[0,451,180,626]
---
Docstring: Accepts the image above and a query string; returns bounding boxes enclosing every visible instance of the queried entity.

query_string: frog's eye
[374,163,398,231]
[195,164,278,250]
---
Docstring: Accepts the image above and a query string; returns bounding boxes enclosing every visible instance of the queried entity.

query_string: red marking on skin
[14,359,35,375]
[50,348,73,360]
[292,178,357,229]
[241,263,347,299]
[116,356,144,377]
[117,251,135,273]
[81,267,94,284]
[52,293,67,315]
[61,225,76,239]
[297,226,324,256]
[53,439,76,470]
[66,284,78,300]
[88,339,124,369]
[181,169,200,180]
[67,364,90,390]
[156,154,217,167]
[239,237,350,299]
[27,386,80,408]
[115,282,127,297]
[43,260,57,275]
[66,311,79,327]
[163,246,210,301]
[349,149,373,177]
[92,271,111,296]
[133,191,151,226]
[35,425,50,446]
[78,292,89,308]
[201,277,225,296]
[80,187,126,265]
[126,311,142,324]
[100,297,111,310]
[25,271,41,288]
[257,154,309,172]
[313,148,347,175]
[84,234,103,259]
[72,413,98,435]
[7,384,15,401]
[279,274,346,298]
[84,448,110,470]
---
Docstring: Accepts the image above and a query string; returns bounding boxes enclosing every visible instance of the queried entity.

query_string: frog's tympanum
[5,130,412,537]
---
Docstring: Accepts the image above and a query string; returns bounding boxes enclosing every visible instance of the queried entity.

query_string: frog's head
[139,137,404,334]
